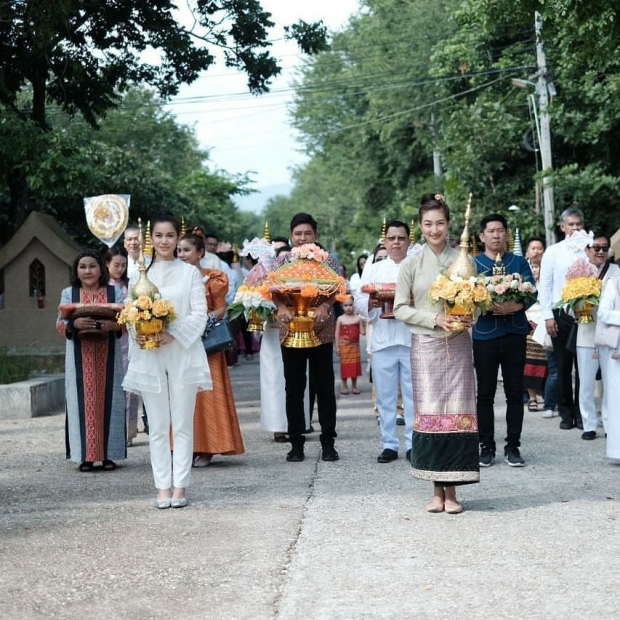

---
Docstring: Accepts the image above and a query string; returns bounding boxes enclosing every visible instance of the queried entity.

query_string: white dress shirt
[538,240,586,321]
[354,257,412,353]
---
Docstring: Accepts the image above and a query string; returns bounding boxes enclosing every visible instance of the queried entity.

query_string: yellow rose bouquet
[554,258,602,323]
[429,273,492,318]
[117,293,177,349]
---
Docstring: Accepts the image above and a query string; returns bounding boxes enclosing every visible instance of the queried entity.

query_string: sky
[165,1,360,199]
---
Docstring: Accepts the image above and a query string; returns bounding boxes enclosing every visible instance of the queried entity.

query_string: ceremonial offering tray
[361,282,396,319]
[58,303,123,340]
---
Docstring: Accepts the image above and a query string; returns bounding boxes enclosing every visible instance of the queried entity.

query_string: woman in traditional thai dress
[394,194,480,514]
[56,249,126,472]
[123,212,210,509]
[178,231,245,467]
[105,245,140,446]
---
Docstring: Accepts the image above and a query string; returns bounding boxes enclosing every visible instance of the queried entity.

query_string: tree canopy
[285,0,620,260]
[0,1,326,237]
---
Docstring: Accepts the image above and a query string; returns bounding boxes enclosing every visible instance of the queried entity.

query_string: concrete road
[1,348,619,619]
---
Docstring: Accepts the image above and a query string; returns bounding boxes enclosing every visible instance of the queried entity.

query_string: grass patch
[0,347,35,384]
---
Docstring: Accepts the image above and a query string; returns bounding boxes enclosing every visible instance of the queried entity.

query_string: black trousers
[281,343,337,442]
[551,309,581,423]
[473,333,527,452]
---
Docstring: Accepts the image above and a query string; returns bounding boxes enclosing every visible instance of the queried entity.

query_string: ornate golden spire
[180,217,186,238]
[232,243,240,263]
[143,220,152,256]
[470,234,479,256]
[264,222,271,243]
[447,193,477,279]
[380,218,387,249]
[131,218,159,298]
[507,227,515,253]
[410,220,417,245]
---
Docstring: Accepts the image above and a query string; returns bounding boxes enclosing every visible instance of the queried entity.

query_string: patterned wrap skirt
[409,331,480,485]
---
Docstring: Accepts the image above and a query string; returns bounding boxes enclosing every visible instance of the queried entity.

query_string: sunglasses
[589,245,609,252]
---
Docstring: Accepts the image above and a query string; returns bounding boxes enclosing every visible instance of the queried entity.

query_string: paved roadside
[1,349,619,620]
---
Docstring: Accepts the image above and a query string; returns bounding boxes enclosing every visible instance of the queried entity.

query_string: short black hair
[290,212,317,233]
[479,213,508,233]
[589,230,610,247]
[385,220,410,237]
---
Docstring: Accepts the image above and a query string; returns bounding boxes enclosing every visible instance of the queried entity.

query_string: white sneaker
[542,409,558,418]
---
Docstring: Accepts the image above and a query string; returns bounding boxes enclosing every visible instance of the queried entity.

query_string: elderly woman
[57,249,126,472]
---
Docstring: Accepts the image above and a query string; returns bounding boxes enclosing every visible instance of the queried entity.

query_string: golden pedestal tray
[135,319,164,349]
[445,303,473,332]
[282,293,320,348]
[247,309,265,332]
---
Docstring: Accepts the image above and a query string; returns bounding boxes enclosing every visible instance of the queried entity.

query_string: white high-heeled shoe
[154,497,171,509]
[171,497,188,508]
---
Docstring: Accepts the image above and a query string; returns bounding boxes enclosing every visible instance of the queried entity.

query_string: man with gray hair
[538,208,586,430]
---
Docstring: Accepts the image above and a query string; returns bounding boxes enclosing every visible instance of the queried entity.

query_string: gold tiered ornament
[428,194,492,332]
[265,244,347,348]
[116,219,177,348]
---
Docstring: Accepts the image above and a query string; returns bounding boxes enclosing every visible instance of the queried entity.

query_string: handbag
[201,316,236,354]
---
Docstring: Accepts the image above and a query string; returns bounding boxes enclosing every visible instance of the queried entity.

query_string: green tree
[0,1,327,233]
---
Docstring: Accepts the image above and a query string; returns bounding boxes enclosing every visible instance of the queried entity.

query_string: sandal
[78,461,94,472]
[527,400,539,412]
[340,388,350,395]
[101,460,117,471]
[352,388,360,394]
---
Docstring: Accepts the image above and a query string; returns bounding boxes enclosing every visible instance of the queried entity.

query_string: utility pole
[535,11,556,246]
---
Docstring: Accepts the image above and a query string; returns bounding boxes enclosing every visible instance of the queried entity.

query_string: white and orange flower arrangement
[554,258,602,323]
[228,285,277,323]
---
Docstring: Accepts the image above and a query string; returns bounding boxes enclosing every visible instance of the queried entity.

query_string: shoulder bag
[202,315,236,354]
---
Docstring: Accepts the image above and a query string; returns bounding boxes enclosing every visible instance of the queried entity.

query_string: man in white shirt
[576,231,620,439]
[538,208,586,430]
[354,221,414,463]
[124,226,142,280]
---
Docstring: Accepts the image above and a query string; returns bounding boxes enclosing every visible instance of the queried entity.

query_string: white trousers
[372,345,414,451]
[142,379,197,491]
[576,346,603,432]
[599,350,620,458]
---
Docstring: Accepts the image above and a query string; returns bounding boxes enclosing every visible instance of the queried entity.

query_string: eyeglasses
[385,236,408,242]
[590,245,609,253]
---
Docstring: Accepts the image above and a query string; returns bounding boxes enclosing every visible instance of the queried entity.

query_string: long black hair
[104,245,129,285]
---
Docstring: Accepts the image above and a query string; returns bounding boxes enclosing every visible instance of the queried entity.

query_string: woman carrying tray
[56,249,126,472]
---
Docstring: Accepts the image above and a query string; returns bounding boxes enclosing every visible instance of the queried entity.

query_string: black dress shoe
[286,449,304,462]
[321,446,339,461]
[302,425,315,434]
[377,449,398,463]
[575,419,584,430]
[559,420,574,430]
[581,431,596,440]
[406,449,411,462]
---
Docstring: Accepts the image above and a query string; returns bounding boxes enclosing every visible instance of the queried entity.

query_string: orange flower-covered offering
[228,284,276,322]
[267,243,347,299]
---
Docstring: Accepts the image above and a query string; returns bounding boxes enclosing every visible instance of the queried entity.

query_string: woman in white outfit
[123,212,211,508]
[596,275,620,460]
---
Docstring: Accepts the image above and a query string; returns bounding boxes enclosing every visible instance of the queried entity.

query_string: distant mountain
[234,183,292,214]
